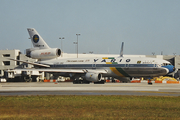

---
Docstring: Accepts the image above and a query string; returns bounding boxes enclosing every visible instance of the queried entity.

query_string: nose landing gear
[148,79,152,85]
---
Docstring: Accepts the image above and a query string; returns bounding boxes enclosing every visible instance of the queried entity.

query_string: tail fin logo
[33,35,39,43]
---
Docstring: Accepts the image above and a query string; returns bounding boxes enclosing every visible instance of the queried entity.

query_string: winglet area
[120,42,124,57]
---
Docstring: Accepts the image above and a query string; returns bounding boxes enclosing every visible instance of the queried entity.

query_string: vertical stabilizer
[120,42,124,57]
[27,28,50,49]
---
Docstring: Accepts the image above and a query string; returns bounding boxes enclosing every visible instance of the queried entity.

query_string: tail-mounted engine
[26,48,61,59]
[85,72,102,82]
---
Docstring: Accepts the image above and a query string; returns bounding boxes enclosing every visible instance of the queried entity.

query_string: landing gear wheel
[94,80,105,84]
[24,76,32,82]
[73,79,82,84]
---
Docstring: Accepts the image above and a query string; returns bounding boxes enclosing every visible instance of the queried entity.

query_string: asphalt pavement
[0,82,180,96]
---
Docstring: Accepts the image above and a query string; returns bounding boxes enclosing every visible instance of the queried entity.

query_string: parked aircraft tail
[26,28,61,59]
[27,28,50,49]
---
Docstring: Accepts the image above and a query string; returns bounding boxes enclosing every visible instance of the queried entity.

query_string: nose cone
[163,65,175,73]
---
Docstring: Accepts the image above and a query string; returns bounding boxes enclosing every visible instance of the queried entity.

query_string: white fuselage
[38,56,171,78]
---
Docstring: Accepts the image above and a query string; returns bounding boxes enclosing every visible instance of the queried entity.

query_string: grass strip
[0,95,180,119]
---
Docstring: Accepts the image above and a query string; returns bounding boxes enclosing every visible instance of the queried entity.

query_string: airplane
[11,28,175,83]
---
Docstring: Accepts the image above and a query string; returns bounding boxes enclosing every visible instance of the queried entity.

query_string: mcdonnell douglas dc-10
[11,28,175,83]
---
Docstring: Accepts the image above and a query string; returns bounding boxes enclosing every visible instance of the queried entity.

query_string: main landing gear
[73,78,105,84]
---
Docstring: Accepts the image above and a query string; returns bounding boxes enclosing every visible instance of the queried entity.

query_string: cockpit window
[162,63,171,66]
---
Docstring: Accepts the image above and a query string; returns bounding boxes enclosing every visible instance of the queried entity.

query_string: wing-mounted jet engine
[85,72,102,82]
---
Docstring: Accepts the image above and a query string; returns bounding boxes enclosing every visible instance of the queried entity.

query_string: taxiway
[0,82,180,96]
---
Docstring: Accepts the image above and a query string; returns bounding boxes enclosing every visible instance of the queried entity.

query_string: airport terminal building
[0,49,36,77]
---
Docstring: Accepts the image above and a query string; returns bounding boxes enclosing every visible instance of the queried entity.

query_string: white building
[0,49,36,77]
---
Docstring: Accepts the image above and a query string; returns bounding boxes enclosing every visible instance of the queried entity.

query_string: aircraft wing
[9,58,50,68]
[35,69,85,73]
[14,68,108,74]
[9,58,108,74]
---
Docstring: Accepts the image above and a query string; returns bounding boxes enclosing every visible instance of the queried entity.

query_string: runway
[1,82,180,96]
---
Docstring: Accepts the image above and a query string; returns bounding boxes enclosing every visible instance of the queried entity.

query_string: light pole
[73,42,77,55]
[59,37,65,57]
[76,34,80,58]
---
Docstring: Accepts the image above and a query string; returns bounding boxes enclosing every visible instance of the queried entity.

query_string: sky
[0,0,180,55]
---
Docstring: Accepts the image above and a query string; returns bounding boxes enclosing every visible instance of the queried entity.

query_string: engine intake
[85,72,102,82]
